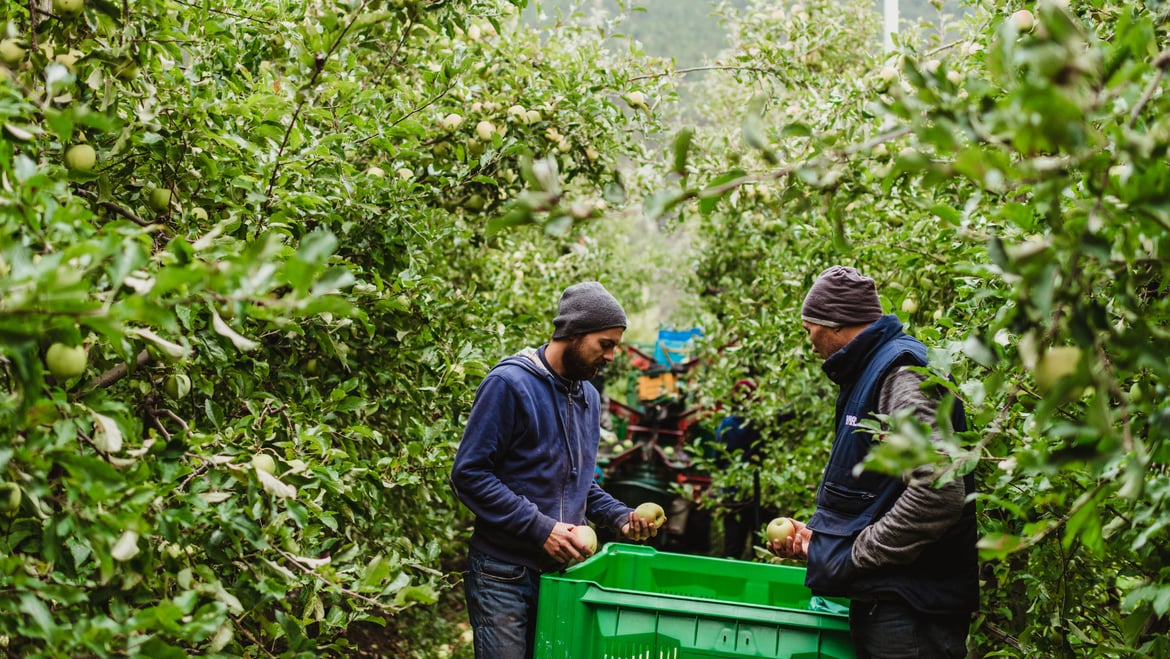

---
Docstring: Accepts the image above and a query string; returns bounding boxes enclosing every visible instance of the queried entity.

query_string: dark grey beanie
[801,266,883,327]
[552,282,627,339]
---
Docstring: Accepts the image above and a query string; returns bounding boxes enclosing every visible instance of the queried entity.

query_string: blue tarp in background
[654,327,704,368]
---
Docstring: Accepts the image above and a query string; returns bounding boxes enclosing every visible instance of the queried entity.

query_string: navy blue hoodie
[450,347,632,572]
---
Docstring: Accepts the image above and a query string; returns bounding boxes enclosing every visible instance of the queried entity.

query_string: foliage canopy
[2,0,1169,656]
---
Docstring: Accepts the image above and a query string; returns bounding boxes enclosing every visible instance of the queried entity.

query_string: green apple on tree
[45,342,87,379]
[164,373,191,400]
[0,39,26,66]
[876,66,899,90]
[0,482,20,514]
[634,502,666,529]
[1033,346,1082,393]
[1129,382,1144,404]
[148,187,172,212]
[1011,9,1035,32]
[64,144,96,172]
[53,0,85,17]
[766,517,795,544]
[252,453,277,475]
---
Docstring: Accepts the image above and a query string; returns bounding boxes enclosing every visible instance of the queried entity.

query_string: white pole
[883,0,899,52]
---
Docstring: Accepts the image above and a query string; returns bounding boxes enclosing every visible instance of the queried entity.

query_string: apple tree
[643,0,1170,655]
[0,0,670,655]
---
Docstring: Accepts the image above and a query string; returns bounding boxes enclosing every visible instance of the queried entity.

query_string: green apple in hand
[572,525,597,554]
[766,517,795,544]
[634,502,666,529]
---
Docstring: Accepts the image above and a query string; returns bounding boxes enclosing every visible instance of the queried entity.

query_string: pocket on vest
[805,503,873,594]
[819,480,878,515]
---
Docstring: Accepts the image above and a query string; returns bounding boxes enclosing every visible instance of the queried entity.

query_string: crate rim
[542,542,851,631]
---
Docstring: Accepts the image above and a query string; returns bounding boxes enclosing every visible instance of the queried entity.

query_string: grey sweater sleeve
[851,367,967,571]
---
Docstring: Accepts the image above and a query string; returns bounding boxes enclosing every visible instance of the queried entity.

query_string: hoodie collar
[511,346,578,395]
[537,344,579,394]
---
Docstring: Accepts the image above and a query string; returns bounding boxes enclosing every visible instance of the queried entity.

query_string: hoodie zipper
[563,389,575,521]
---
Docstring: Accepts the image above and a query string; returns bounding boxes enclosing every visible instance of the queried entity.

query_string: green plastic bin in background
[535,543,855,659]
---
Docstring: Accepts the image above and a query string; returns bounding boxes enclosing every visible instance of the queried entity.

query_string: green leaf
[697,170,745,215]
[741,98,778,165]
[930,204,961,226]
[211,310,259,352]
[395,585,439,606]
[643,188,689,220]
[486,206,535,238]
[19,594,56,636]
[90,411,124,454]
[672,126,695,177]
[977,533,1028,560]
[780,123,811,138]
[1063,491,1104,556]
[358,555,393,592]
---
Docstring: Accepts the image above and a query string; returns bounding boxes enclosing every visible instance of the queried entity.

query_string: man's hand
[543,522,588,564]
[766,518,812,560]
[619,509,660,542]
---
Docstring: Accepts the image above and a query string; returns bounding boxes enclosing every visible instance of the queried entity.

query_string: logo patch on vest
[845,414,861,427]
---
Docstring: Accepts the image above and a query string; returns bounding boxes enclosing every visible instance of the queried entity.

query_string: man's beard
[561,338,606,381]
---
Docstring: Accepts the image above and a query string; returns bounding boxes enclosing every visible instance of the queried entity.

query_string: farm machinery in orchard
[595,328,713,554]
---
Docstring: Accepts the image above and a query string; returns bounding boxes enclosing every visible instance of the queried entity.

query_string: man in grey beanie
[767,266,978,658]
[451,281,659,659]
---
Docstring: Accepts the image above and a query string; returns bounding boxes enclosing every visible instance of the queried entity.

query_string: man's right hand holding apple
[544,521,590,564]
[766,517,812,559]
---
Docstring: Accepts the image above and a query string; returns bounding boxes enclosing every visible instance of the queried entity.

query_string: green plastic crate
[535,543,855,658]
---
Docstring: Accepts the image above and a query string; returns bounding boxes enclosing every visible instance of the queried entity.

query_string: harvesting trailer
[597,328,713,553]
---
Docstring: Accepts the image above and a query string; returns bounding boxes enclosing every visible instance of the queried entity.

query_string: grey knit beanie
[800,266,883,327]
[552,282,627,339]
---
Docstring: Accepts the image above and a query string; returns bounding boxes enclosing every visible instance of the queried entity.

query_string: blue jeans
[464,547,542,659]
[849,597,970,658]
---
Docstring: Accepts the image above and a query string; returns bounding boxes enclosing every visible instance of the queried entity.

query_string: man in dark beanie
[451,281,659,659]
[767,265,978,658]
